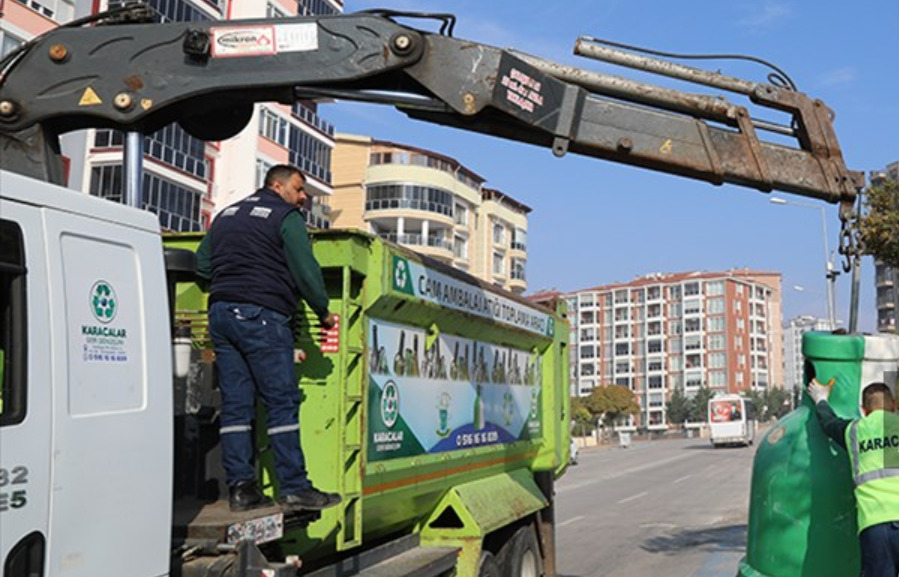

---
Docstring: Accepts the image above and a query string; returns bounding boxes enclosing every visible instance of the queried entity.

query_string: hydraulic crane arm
[0,7,863,215]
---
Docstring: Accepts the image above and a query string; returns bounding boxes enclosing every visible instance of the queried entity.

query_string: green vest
[845,410,899,533]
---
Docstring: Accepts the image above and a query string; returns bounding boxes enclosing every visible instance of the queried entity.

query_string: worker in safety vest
[807,379,899,577]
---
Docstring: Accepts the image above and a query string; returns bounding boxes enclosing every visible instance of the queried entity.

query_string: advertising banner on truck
[367,319,543,462]
[391,255,555,337]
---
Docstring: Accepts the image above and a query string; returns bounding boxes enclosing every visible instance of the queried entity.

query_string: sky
[322,1,898,332]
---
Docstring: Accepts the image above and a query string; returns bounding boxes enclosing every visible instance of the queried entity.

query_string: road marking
[557,451,698,494]
[557,515,585,528]
[617,491,648,505]
[673,475,692,484]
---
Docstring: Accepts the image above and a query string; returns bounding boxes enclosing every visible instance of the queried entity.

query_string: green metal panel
[164,229,569,567]
[419,468,548,577]
[740,332,864,577]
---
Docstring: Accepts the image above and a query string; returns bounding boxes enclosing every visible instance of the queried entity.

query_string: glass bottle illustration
[473,383,485,430]
[409,334,420,377]
[371,325,388,374]
[393,330,406,376]
[461,344,470,381]
[492,350,504,384]
[451,341,461,380]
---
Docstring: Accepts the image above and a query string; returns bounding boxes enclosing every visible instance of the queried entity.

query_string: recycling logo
[392,256,414,295]
[381,380,400,428]
[90,281,117,324]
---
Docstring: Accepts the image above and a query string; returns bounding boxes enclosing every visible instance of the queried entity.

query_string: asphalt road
[554,437,754,577]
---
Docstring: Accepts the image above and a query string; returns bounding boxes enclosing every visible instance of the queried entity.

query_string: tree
[570,396,595,433]
[584,385,640,427]
[666,387,691,425]
[859,180,899,268]
[742,387,793,421]
[687,385,715,423]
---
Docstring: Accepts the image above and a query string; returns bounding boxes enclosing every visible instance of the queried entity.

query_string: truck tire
[477,551,501,577]
[499,526,541,577]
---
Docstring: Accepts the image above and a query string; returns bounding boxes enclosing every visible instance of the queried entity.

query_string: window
[706,280,725,296]
[708,298,724,314]
[648,375,664,389]
[266,1,289,17]
[454,203,469,226]
[260,108,289,146]
[493,221,506,245]
[647,303,662,318]
[684,282,700,296]
[365,183,453,217]
[15,0,74,21]
[669,320,682,335]
[511,258,526,281]
[669,303,682,318]
[453,236,469,260]
[708,317,725,332]
[255,158,274,189]
[647,286,661,300]
[709,353,726,369]
[580,345,595,359]
[0,30,23,58]
[684,336,702,351]
[684,318,702,333]
[708,334,726,350]
[684,299,701,315]
[493,252,505,275]
[512,228,527,251]
[647,340,663,353]
[648,360,663,372]
[615,343,630,356]
[0,220,27,426]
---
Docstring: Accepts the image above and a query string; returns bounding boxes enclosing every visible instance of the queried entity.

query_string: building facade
[329,134,531,293]
[561,270,783,429]
[783,315,832,395]
[4,0,341,231]
[872,161,899,333]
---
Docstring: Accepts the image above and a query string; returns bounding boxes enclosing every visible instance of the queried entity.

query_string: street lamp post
[770,197,838,330]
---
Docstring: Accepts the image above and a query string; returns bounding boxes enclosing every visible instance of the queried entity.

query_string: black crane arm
[0,8,862,214]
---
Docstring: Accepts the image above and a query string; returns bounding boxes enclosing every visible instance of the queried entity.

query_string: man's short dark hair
[862,382,895,411]
[265,165,304,187]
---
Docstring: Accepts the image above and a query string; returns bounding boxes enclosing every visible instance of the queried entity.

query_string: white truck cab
[0,170,173,577]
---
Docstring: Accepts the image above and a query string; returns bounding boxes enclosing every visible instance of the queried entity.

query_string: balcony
[379,232,453,260]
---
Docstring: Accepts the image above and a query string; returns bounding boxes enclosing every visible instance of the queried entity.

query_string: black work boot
[278,488,342,513]
[229,480,274,512]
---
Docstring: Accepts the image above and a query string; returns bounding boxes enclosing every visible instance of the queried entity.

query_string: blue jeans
[859,521,899,577]
[208,301,311,496]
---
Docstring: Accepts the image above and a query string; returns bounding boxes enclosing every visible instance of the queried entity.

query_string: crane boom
[0,8,863,215]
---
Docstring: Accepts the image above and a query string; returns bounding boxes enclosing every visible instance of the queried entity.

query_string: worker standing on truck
[197,164,341,514]
[807,378,899,577]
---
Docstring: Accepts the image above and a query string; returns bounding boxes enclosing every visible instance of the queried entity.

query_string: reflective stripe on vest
[848,419,899,486]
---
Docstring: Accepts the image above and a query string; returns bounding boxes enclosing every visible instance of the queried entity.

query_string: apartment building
[560,270,783,429]
[872,161,899,333]
[3,0,341,230]
[783,315,832,395]
[330,134,531,293]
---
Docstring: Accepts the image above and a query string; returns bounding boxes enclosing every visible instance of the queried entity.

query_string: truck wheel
[477,551,501,577]
[500,526,541,577]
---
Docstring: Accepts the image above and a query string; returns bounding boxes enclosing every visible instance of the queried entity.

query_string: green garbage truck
[162,229,571,576]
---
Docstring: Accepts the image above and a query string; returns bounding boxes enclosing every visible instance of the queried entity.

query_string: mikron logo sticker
[211,26,277,57]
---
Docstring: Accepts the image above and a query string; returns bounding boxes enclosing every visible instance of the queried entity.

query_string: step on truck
[0,5,862,577]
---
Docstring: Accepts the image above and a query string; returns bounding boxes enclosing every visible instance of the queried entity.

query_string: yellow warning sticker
[79,87,103,106]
